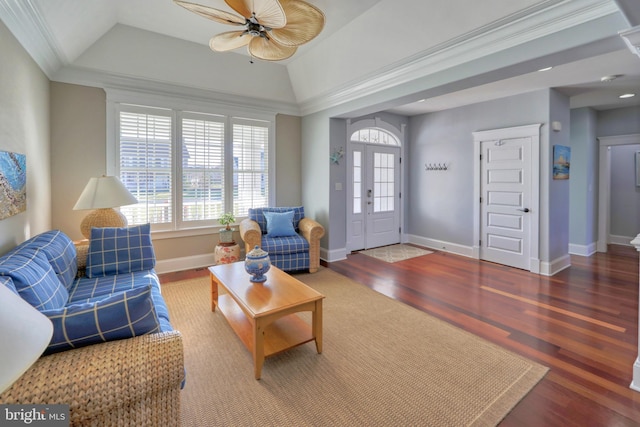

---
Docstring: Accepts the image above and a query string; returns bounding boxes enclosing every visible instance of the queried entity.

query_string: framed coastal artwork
[0,150,26,220]
[553,145,570,180]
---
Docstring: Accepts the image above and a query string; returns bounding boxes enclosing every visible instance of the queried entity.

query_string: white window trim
[105,88,276,232]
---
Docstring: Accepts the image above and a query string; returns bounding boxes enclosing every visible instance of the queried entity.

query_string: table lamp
[0,283,53,394]
[73,175,138,239]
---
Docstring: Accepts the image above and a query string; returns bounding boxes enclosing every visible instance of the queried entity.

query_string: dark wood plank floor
[160,244,640,425]
[328,245,640,426]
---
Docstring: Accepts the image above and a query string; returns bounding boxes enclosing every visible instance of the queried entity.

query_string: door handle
[517,208,530,213]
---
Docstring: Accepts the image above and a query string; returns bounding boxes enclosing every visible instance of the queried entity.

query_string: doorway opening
[346,118,405,252]
[597,133,640,252]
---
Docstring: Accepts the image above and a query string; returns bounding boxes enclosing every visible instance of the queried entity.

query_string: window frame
[106,89,276,236]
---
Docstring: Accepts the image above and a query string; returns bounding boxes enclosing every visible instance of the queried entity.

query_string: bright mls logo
[1,405,69,426]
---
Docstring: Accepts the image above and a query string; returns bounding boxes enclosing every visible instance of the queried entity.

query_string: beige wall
[275,114,302,206]
[50,83,107,241]
[49,82,302,269]
[0,20,51,254]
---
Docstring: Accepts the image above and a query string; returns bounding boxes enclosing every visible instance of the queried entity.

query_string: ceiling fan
[174,0,325,62]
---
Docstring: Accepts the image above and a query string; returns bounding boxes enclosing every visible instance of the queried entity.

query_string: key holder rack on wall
[425,163,448,171]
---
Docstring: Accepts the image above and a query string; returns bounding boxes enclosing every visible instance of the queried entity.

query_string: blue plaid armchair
[239,206,325,273]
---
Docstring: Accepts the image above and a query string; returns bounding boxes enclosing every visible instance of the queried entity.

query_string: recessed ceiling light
[619,93,636,99]
[601,74,624,82]
[538,67,553,72]
[417,99,426,103]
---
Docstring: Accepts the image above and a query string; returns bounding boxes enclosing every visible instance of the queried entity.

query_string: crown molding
[620,25,640,58]
[53,65,301,117]
[0,0,624,118]
[0,0,67,77]
[298,0,621,116]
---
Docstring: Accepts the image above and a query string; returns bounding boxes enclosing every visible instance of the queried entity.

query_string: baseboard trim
[569,242,597,256]
[631,357,640,393]
[609,234,637,246]
[156,253,217,274]
[405,235,474,258]
[539,254,571,276]
[322,247,348,263]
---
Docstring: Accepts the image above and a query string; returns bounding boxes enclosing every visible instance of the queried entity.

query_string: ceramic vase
[244,245,271,282]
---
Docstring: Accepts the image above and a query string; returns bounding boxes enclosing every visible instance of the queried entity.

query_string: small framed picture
[553,145,570,180]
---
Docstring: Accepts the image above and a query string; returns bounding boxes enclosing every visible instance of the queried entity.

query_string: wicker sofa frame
[0,238,184,426]
[0,332,184,426]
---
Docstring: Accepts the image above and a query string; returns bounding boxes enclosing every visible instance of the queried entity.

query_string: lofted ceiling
[1,0,639,117]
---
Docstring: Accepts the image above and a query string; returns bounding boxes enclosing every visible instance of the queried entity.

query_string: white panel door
[480,137,531,270]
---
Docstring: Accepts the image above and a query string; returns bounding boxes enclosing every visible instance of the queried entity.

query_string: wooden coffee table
[208,262,324,379]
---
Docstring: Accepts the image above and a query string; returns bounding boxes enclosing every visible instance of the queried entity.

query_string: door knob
[517,208,530,213]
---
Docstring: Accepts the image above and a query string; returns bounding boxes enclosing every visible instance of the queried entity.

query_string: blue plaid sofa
[0,225,184,426]
[239,206,325,273]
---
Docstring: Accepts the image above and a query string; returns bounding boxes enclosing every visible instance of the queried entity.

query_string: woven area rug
[359,244,434,263]
[162,268,547,427]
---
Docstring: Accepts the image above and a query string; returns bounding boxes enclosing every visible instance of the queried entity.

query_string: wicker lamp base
[80,208,128,239]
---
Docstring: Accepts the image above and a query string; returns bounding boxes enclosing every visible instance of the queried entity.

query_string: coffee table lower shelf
[217,294,315,359]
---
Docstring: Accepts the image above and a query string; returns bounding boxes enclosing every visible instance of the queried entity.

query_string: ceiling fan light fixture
[249,35,297,61]
[174,0,324,62]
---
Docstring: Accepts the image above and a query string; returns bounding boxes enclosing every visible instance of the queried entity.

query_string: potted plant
[218,212,236,243]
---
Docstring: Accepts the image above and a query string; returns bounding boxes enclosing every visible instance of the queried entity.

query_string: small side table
[215,241,240,265]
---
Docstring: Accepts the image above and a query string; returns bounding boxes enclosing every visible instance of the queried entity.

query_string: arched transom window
[350,128,400,146]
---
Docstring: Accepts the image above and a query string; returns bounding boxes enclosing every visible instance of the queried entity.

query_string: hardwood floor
[160,245,640,425]
[328,245,640,426]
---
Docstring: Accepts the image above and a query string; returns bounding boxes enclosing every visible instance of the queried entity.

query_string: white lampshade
[73,176,138,239]
[73,175,137,210]
[0,283,53,393]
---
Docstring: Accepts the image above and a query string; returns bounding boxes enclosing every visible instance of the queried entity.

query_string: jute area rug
[162,268,547,427]
[359,244,434,263]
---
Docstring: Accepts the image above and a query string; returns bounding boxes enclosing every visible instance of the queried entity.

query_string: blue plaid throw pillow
[0,249,69,311]
[86,224,155,278]
[42,284,160,354]
[29,230,77,289]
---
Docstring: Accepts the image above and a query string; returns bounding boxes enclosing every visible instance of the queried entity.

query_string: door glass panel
[373,152,395,213]
[353,151,362,214]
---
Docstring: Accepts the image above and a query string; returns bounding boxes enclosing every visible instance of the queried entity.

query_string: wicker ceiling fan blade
[209,31,251,52]
[226,0,286,28]
[269,0,325,47]
[248,37,296,61]
[174,1,246,25]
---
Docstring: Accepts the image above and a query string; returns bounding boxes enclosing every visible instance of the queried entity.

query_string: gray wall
[597,106,640,137]
[547,89,571,262]
[301,111,331,251]
[610,144,640,238]
[407,90,555,257]
[569,107,599,250]
[0,20,51,254]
